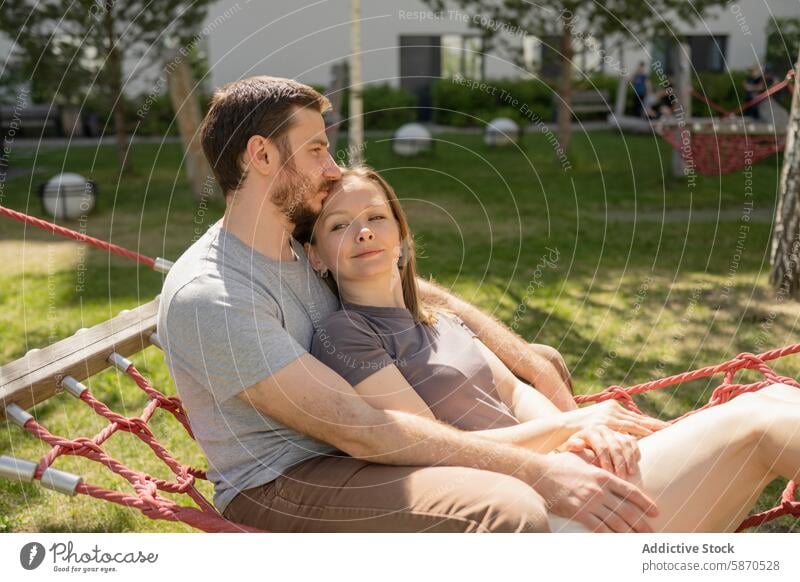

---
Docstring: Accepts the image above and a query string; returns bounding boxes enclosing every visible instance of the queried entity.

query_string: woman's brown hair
[296,165,441,326]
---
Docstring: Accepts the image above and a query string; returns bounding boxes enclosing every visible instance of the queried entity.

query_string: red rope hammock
[658,70,794,176]
[577,346,800,531]
[659,124,786,176]
[5,343,797,532]
[0,204,156,268]
[1,206,798,532]
[9,357,261,532]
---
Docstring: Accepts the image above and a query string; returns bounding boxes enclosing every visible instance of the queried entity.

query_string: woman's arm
[351,360,581,453]
[473,340,563,421]
[349,342,664,461]
[350,364,436,421]
[473,338,669,437]
[416,277,577,411]
[351,360,642,476]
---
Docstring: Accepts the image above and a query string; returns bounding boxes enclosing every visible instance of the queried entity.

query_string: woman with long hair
[294,164,800,532]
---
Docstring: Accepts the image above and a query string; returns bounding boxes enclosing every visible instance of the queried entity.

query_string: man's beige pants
[223,454,553,532]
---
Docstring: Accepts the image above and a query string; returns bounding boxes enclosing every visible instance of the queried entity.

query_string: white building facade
[202,1,800,84]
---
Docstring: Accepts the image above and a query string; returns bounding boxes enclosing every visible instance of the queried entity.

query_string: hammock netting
[3,336,798,533]
[659,125,786,176]
[2,191,800,532]
[657,70,794,176]
[4,353,260,533]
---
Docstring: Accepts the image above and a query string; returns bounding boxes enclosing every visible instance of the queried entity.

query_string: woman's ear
[305,243,326,272]
[397,238,410,267]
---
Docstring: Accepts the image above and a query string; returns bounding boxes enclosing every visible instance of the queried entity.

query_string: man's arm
[417,276,577,411]
[237,353,658,532]
[349,361,576,453]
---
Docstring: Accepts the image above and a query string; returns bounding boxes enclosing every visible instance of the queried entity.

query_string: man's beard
[271,162,333,230]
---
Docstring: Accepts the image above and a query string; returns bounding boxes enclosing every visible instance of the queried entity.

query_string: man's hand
[559,425,641,478]
[531,452,659,533]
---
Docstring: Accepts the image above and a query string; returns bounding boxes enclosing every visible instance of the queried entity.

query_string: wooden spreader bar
[0,297,161,420]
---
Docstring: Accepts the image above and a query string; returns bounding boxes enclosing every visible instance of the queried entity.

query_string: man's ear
[243,135,277,179]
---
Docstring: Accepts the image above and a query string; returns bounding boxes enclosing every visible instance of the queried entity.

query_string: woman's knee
[753,382,800,405]
[711,391,778,450]
[727,387,795,422]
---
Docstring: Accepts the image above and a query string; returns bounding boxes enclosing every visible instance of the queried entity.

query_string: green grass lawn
[1,130,798,532]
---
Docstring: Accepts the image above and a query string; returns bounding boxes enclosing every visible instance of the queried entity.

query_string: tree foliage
[1,1,212,172]
[766,17,800,75]
[422,1,733,152]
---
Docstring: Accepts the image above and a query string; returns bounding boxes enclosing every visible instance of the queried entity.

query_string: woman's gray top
[310,303,517,431]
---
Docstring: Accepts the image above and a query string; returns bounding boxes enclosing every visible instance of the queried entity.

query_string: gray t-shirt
[158,220,340,512]
[310,304,517,431]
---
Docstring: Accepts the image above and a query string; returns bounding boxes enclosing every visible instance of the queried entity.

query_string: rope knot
[134,477,159,504]
[605,385,643,413]
[174,468,195,493]
[735,352,763,368]
[607,385,631,400]
[124,417,150,435]
[781,500,799,514]
[710,384,738,405]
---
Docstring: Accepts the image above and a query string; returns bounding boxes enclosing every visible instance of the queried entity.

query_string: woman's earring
[397,251,405,268]
[319,268,329,279]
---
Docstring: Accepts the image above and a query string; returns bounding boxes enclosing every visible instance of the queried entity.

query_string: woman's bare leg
[624,383,800,532]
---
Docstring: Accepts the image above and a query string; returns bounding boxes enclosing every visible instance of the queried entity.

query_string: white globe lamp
[484,117,521,146]
[393,123,433,156]
[40,173,96,220]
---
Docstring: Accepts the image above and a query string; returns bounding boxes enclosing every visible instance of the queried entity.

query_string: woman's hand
[559,425,641,478]
[565,400,669,437]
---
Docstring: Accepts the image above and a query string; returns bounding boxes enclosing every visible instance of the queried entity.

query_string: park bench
[569,90,611,117]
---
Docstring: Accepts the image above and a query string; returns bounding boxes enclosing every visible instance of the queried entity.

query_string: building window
[652,35,728,74]
[441,34,484,79]
[686,35,727,73]
[537,35,563,78]
[523,34,604,78]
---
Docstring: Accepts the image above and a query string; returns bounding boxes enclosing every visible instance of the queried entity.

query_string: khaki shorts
[223,454,555,533]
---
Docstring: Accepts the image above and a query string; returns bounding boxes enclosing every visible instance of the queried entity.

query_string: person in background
[631,62,652,118]
[743,64,767,120]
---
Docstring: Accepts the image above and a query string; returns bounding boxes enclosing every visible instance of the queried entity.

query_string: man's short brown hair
[200,76,331,195]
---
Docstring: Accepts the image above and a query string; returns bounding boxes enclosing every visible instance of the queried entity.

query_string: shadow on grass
[27,506,140,534]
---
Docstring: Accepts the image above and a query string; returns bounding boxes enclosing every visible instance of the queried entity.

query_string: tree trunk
[348,0,364,165]
[556,27,573,155]
[105,2,130,174]
[325,61,348,156]
[769,51,800,299]
[166,51,220,202]
[670,40,691,177]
